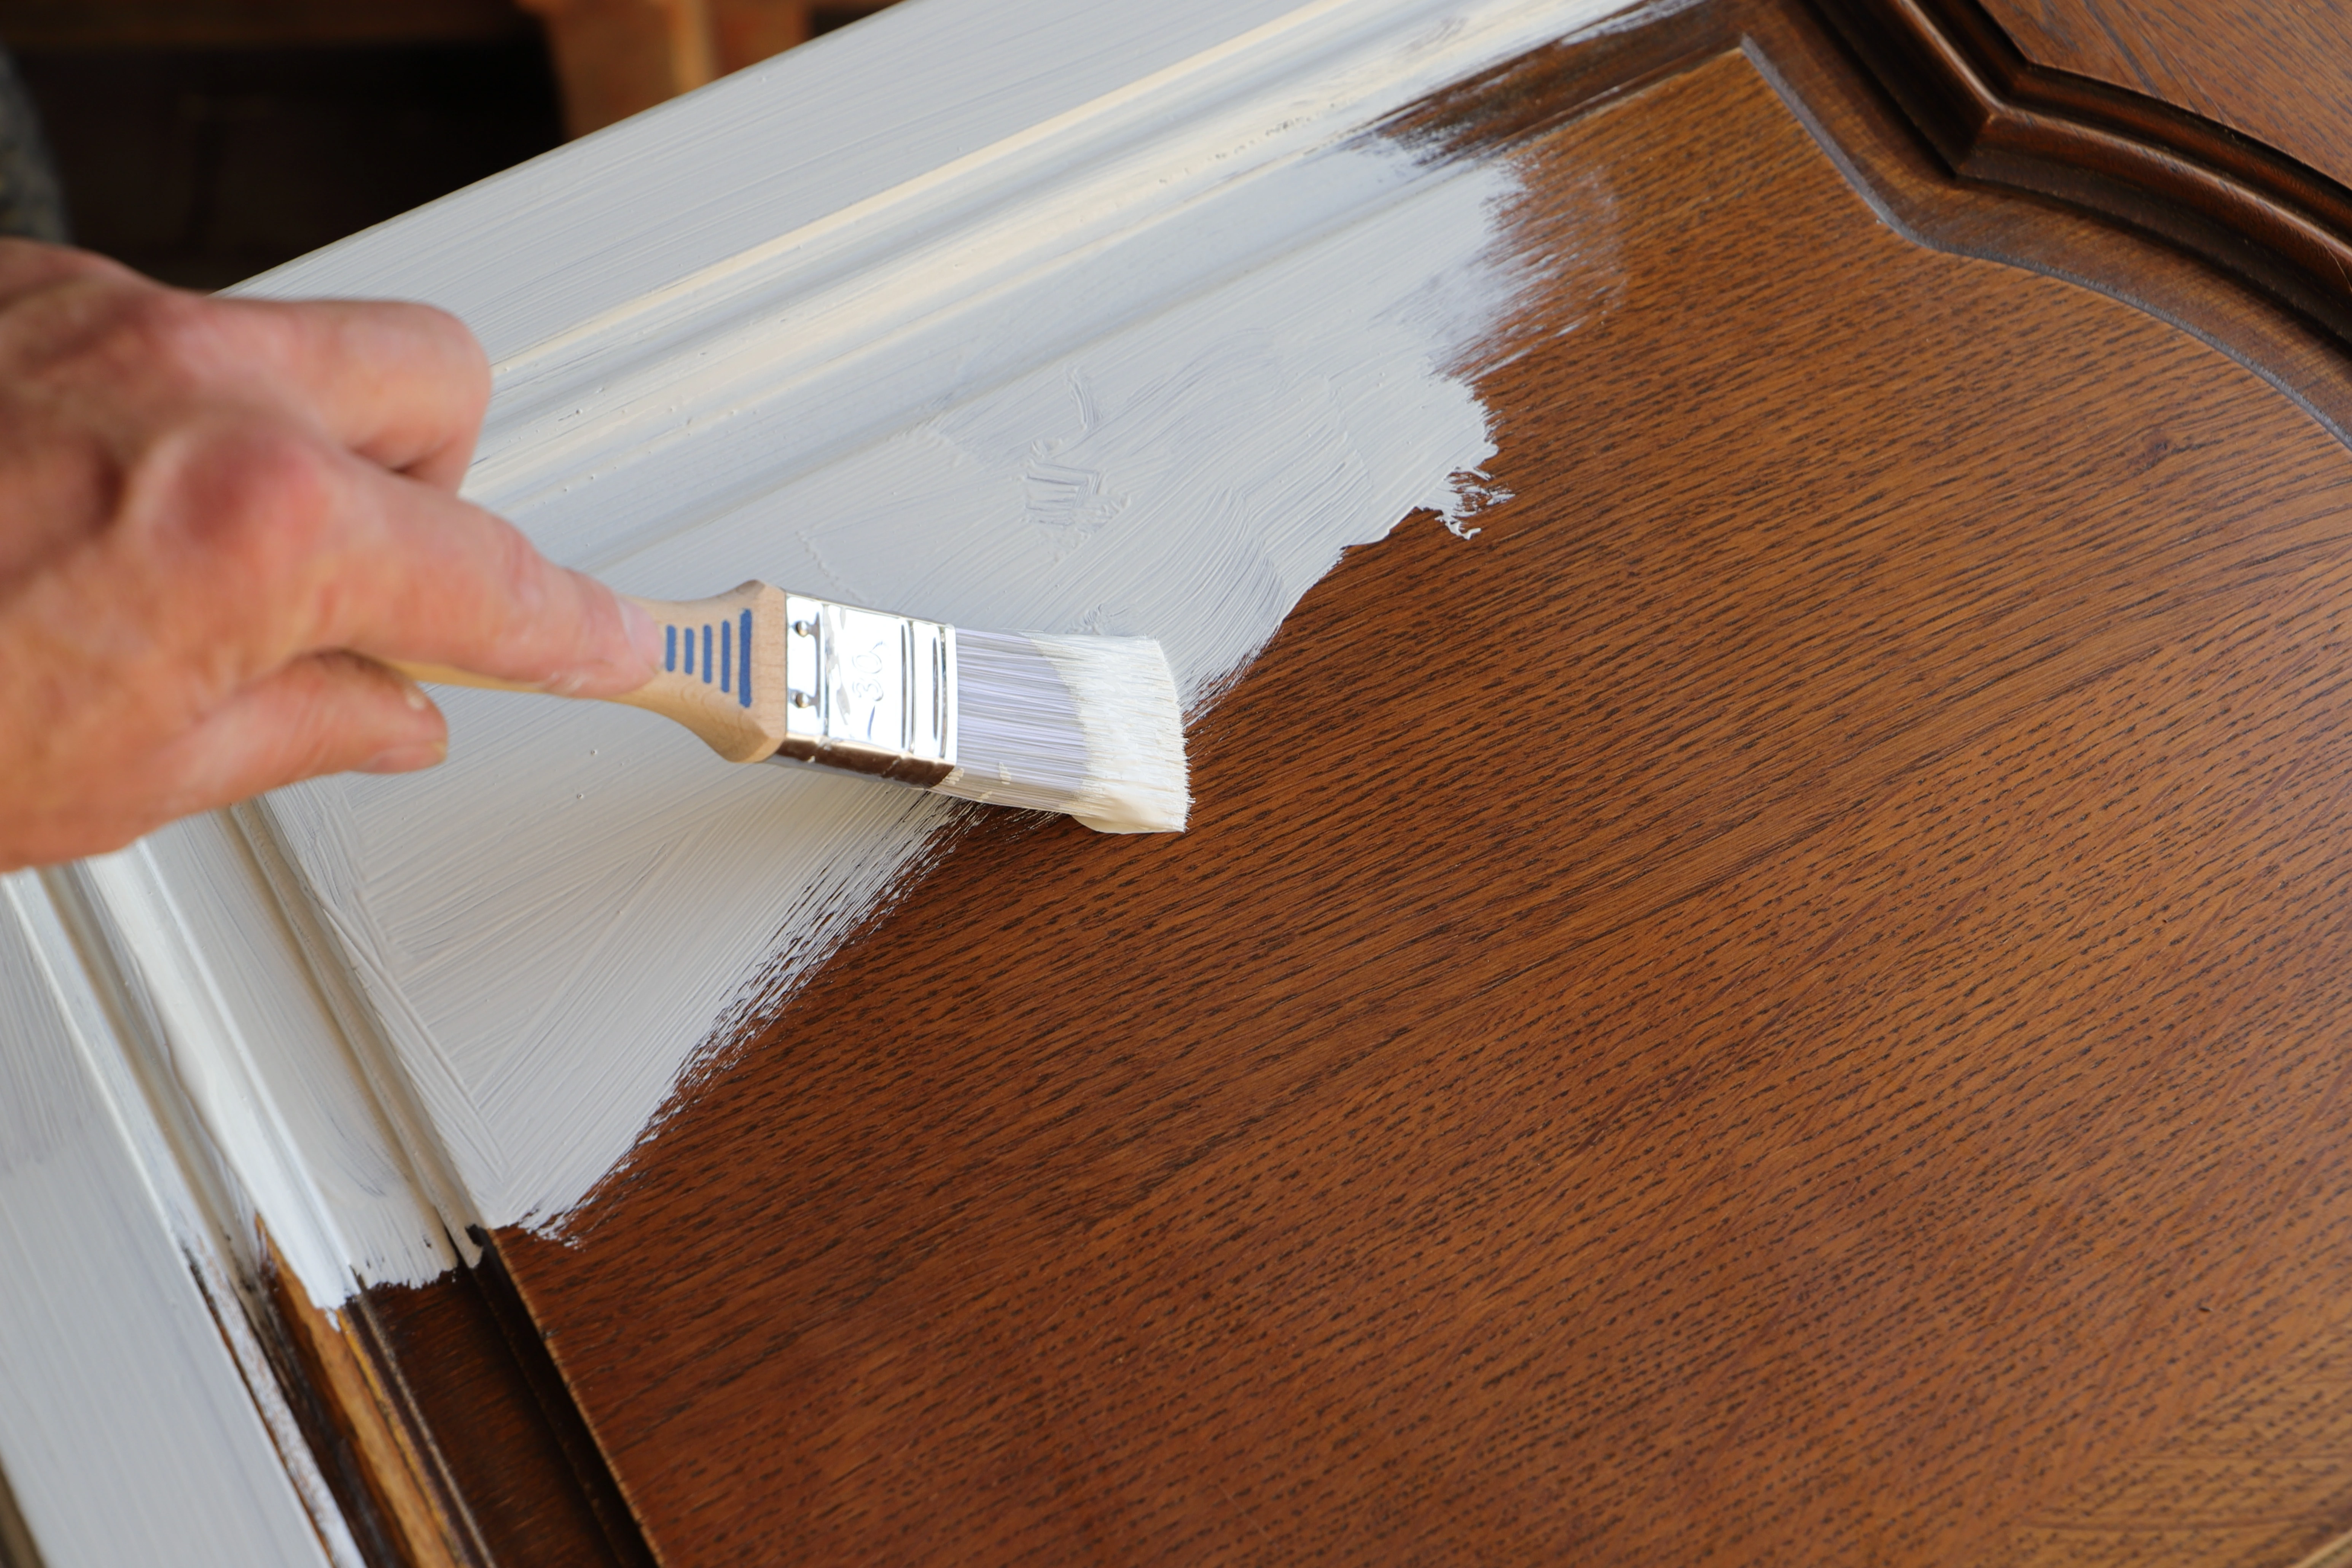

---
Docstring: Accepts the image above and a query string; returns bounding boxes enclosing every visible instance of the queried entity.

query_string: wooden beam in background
[518,0,891,135]
[0,0,894,138]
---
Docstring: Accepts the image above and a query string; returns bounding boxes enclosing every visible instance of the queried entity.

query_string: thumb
[147,651,450,816]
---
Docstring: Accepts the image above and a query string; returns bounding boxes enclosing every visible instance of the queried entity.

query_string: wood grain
[1812,0,2352,369]
[1979,0,2352,196]
[1988,1320,2352,1566]
[464,32,2352,1565]
[265,1247,475,1568]
[357,1251,659,1567]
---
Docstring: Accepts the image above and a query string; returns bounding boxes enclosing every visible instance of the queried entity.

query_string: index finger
[150,419,657,699]
[327,466,659,698]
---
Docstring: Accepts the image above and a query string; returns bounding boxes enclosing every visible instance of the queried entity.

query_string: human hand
[0,240,661,871]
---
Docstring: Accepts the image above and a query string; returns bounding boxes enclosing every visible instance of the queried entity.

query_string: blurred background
[0,0,898,289]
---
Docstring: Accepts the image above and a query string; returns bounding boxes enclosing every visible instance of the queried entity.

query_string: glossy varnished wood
[1814,0,2352,369]
[474,33,2352,1565]
[1979,0,2352,196]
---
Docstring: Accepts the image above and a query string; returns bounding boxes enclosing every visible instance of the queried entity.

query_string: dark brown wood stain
[465,34,2352,1566]
[1810,0,2352,377]
[364,1260,653,1568]
[1979,0,2352,198]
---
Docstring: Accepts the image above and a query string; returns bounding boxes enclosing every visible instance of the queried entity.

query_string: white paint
[0,872,352,1568]
[64,0,1639,1301]
[80,819,457,1301]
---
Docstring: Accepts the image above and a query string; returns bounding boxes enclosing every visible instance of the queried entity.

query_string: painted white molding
[0,870,354,1568]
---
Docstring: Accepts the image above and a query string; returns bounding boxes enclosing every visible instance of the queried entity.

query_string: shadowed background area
[0,0,897,288]
[12,40,562,289]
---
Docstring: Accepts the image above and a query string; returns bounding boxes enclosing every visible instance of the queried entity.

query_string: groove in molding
[1816,0,2352,353]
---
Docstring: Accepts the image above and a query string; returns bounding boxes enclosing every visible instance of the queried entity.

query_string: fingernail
[619,597,664,676]
[360,740,447,774]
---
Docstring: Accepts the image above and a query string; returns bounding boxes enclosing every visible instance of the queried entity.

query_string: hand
[0,240,660,871]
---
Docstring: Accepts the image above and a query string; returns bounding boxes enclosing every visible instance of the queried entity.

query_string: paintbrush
[393,581,1189,833]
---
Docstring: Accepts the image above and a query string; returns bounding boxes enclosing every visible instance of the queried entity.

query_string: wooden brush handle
[391,581,793,763]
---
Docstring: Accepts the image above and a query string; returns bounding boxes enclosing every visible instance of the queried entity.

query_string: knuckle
[101,287,232,383]
[0,267,196,396]
[383,300,492,414]
[0,238,121,295]
[161,420,344,569]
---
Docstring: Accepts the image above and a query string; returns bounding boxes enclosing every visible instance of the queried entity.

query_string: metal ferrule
[768,594,958,786]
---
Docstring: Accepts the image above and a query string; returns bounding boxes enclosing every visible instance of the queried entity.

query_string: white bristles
[936,629,1190,833]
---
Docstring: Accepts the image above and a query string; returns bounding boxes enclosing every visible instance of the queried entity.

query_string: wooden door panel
[1812,0,2352,390]
[1979,0,2352,194]
[460,27,2352,1565]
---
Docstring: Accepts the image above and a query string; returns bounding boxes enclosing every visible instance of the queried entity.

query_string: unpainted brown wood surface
[1980,0,2352,195]
[1809,0,2352,385]
[452,25,2352,1563]
[363,1266,652,1568]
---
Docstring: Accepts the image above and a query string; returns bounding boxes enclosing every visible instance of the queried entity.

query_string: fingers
[145,418,658,700]
[148,653,451,821]
[0,241,647,867]
[0,652,452,870]
[320,467,660,699]
[206,295,492,490]
[147,291,637,688]
[0,246,492,492]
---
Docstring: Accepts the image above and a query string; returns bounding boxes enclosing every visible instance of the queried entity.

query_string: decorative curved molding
[1815,0,2352,352]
